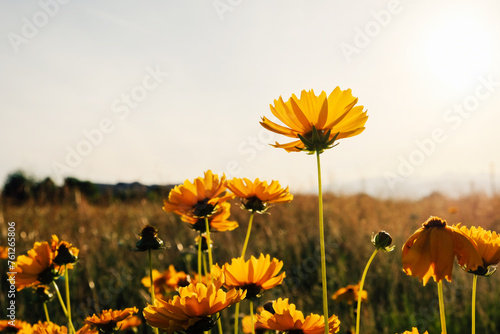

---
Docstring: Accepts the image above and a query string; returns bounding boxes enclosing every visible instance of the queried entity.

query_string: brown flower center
[423,216,447,228]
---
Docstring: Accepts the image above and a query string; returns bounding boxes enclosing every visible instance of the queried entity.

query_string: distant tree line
[1,170,173,206]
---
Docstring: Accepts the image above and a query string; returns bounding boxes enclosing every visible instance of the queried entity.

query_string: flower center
[239,283,262,300]
[193,199,216,217]
[185,316,217,334]
[423,216,447,228]
[243,196,266,212]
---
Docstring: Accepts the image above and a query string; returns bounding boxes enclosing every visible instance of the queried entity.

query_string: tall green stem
[316,151,329,334]
[52,281,75,333]
[64,265,75,334]
[197,232,203,280]
[355,249,378,334]
[234,302,240,334]
[241,212,255,259]
[249,300,256,334]
[148,250,159,334]
[204,217,213,274]
[438,281,447,334]
[43,302,50,322]
[472,274,478,334]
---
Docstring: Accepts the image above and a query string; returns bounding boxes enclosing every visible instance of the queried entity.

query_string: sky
[1,0,500,198]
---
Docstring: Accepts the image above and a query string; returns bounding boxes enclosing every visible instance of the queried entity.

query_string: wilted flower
[135,225,164,252]
[260,87,368,154]
[226,178,293,213]
[402,216,482,285]
[256,298,341,334]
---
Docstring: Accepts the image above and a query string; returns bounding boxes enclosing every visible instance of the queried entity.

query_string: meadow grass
[2,192,500,333]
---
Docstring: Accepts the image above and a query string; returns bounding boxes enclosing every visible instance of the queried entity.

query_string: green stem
[316,151,329,334]
[250,299,255,334]
[198,232,203,280]
[241,212,255,259]
[217,312,223,334]
[234,302,240,334]
[52,281,75,333]
[148,250,159,334]
[204,217,213,275]
[438,280,447,334]
[43,302,50,322]
[472,274,478,334]
[64,265,75,334]
[356,249,378,334]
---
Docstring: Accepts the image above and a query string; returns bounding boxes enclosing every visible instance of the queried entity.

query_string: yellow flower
[397,328,429,334]
[11,241,59,291]
[0,320,32,334]
[143,282,246,334]
[402,216,482,285]
[84,308,138,334]
[226,178,293,213]
[180,202,239,232]
[454,224,500,276]
[163,170,234,218]
[216,254,286,299]
[0,246,8,259]
[256,298,341,334]
[260,88,368,153]
[50,235,79,267]
[141,265,190,295]
[31,321,67,334]
[241,314,267,334]
[331,283,368,305]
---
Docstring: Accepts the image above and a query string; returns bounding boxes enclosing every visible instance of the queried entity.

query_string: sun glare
[422,14,493,91]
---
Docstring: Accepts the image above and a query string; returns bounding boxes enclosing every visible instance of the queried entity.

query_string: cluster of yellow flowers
[5,87,500,334]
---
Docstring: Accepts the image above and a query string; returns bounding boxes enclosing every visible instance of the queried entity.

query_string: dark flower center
[193,199,216,217]
[185,316,217,334]
[38,266,58,285]
[136,225,164,251]
[287,330,304,334]
[239,283,262,300]
[96,321,118,334]
[423,216,447,228]
[53,244,78,265]
[243,196,266,213]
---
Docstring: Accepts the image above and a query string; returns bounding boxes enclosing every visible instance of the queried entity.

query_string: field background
[2,189,500,334]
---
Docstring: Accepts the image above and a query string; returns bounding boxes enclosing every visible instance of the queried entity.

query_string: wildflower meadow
[2,88,500,334]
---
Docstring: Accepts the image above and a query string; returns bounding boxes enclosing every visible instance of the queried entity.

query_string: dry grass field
[2,191,500,333]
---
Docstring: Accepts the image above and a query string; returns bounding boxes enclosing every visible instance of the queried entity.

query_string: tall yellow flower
[141,265,190,295]
[216,254,286,299]
[226,178,293,213]
[454,224,500,275]
[260,88,368,153]
[143,282,246,334]
[256,298,341,334]
[11,241,59,291]
[50,235,79,268]
[402,216,482,285]
[84,308,138,334]
[163,170,234,218]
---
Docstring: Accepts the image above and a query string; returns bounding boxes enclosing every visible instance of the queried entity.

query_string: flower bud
[371,231,395,252]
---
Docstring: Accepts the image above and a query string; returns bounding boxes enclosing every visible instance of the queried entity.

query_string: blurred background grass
[2,188,500,333]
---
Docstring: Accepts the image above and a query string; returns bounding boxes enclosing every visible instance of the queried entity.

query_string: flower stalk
[241,212,255,259]
[316,151,329,334]
[438,281,447,334]
[472,274,478,334]
[356,249,378,334]
[64,265,75,334]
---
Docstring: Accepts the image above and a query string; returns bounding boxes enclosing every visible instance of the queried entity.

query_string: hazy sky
[1,0,500,198]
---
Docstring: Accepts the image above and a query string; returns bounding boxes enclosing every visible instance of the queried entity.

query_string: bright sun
[422,13,493,91]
